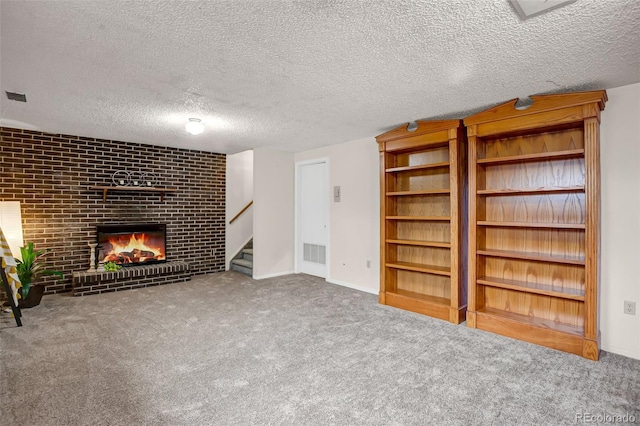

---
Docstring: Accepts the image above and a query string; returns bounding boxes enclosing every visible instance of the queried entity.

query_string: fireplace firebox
[97,223,166,266]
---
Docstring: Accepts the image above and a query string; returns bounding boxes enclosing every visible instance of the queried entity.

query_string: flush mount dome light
[185,118,204,135]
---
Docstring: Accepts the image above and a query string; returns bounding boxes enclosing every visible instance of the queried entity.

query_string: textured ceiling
[1,0,639,154]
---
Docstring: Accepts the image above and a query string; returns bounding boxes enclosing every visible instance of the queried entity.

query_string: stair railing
[229,200,253,225]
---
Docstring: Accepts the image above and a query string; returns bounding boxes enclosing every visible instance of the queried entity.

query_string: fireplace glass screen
[97,223,166,266]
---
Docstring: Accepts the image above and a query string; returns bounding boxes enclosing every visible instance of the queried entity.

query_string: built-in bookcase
[376,120,467,324]
[464,91,607,360]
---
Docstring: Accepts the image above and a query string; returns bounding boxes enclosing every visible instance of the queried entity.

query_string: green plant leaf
[16,242,63,296]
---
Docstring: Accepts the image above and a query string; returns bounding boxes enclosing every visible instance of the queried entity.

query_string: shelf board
[386,216,450,221]
[389,289,450,306]
[386,261,451,276]
[478,307,584,337]
[477,186,584,196]
[477,221,585,230]
[386,189,450,196]
[477,149,585,165]
[477,249,585,265]
[477,276,585,301]
[90,186,178,202]
[386,239,451,248]
[386,161,450,173]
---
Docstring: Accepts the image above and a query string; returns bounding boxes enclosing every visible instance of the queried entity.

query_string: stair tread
[231,258,253,268]
[242,248,253,255]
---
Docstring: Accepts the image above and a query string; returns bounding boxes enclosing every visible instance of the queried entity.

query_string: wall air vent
[510,0,577,20]
[303,243,326,265]
[5,91,27,102]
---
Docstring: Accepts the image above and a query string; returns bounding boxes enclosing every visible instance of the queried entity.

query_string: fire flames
[102,232,165,264]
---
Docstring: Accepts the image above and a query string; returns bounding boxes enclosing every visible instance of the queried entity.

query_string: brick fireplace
[0,127,226,296]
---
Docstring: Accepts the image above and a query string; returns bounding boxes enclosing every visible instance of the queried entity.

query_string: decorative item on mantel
[142,172,157,188]
[93,170,175,201]
[129,171,143,187]
[111,170,161,188]
[112,170,131,187]
[87,243,98,272]
[96,248,106,272]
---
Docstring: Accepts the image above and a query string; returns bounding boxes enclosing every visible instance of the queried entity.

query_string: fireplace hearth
[97,223,166,266]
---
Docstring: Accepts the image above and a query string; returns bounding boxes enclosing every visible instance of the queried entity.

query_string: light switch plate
[334,186,341,202]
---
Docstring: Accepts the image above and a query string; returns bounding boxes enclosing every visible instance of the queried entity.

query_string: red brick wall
[0,127,226,294]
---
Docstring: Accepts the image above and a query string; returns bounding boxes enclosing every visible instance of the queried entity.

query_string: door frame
[294,157,330,278]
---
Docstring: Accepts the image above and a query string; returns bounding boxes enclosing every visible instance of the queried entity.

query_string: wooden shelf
[383,289,453,322]
[91,186,178,202]
[477,186,584,196]
[477,149,585,165]
[477,276,585,301]
[477,221,585,229]
[478,307,584,337]
[386,239,451,248]
[386,162,450,173]
[386,261,451,276]
[385,216,450,221]
[477,249,585,265]
[389,289,450,306]
[386,189,450,196]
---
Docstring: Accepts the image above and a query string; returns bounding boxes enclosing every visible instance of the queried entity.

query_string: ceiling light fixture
[185,118,204,135]
[510,0,576,20]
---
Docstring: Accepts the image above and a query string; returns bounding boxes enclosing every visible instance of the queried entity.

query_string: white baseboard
[601,343,640,360]
[326,277,379,295]
[253,270,295,280]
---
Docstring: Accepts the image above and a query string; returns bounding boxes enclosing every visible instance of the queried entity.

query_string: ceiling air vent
[5,91,27,102]
[511,0,577,20]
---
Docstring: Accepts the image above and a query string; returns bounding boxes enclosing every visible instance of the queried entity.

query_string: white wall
[253,148,295,279]
[251,84,640,360]
[600,82,640,360]
[295,137,380,294]
[226,150,254,269]
[288,84,640,360]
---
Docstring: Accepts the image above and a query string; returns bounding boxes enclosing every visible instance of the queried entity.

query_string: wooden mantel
[90,186,178,202]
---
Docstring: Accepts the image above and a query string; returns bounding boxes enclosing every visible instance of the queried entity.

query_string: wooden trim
[449,137,460,312]
[384,290,451,321]
[379,148,387,300]
[475,309,585,357]
[463,91,607,126]
[229,200,253,225]
[90,186,177,202]
[375,119,463,143]
[584,117,600,340]
[467,130,478,325]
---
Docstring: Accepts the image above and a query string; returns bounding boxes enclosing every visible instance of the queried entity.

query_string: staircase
[230,240,253,277]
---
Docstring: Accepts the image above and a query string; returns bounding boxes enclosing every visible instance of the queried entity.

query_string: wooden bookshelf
[376,120,467,324]
[464,90,607,360]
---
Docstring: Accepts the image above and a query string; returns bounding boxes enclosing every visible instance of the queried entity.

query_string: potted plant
[16,242,63,308]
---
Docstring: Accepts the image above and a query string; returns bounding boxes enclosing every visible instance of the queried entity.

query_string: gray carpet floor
[1,271,639,426]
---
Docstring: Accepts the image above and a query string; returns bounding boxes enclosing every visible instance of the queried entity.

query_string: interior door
[297,160,328,278]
